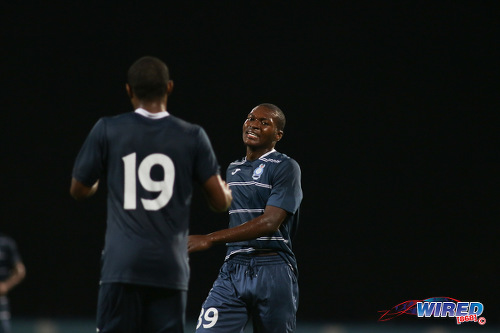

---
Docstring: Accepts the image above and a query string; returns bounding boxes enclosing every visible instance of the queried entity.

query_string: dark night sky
[1,1,498,325]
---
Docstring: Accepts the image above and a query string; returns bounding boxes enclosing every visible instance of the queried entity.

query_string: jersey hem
[99,278,188,291]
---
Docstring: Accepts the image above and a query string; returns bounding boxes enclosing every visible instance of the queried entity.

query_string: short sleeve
[192,126,220,184]
[72,118,107,186]
[267,159,303,214]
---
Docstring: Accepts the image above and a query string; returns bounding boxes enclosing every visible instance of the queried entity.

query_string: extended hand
[188,235,213,253]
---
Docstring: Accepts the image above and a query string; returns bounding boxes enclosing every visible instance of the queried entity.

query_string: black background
[1,1,498,325]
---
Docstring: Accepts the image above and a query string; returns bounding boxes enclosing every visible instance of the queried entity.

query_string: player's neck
[133,99,167,113]
[246,146,274,161]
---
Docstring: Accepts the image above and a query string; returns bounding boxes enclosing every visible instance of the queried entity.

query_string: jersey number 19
[122,153,175,211]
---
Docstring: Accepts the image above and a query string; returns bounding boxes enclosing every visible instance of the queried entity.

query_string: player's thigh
[253,263,299,333]
[96,283,142,333]
[143,288,187,333]
[196,264,248,333]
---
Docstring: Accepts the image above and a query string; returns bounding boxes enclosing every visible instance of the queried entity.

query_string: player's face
[242,106,282,150]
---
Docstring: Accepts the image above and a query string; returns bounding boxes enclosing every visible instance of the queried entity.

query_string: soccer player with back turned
[70,56,232,333]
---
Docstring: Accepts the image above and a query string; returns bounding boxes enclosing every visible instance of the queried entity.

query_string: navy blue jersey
[72,110,220,290]
[0,234,21,281]
[225,149,302,274]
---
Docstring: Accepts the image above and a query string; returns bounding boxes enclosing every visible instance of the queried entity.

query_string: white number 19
[122,153,175,211]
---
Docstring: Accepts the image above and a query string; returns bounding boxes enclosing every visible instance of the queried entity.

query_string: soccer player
[0,233,26,333]
[189,103,303,333]
[70,56,232,333]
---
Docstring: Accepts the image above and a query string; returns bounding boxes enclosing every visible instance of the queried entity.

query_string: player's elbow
[260,206,287,233]
[70,187,82,200]
[265,221,281,233]
[70,186,88,201]
[70,179,98,201]
[259,218,282,234]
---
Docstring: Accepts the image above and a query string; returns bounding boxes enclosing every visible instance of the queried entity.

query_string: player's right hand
[188,235,213,253]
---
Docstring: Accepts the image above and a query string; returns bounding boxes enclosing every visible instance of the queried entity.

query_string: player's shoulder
[166,114,203,133]
[100,112,203,132]
[92,112,134,128]
[102,112,135,122]
[264,150,299,166]
[267,151,301,176]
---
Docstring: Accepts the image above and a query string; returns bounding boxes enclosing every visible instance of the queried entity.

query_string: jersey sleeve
[267,159,303,214]
[72,118,107,187]
[193,126,220,184]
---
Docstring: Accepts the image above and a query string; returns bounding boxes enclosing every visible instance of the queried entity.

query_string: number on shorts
[122,153,175,210]
[197,307,219,329]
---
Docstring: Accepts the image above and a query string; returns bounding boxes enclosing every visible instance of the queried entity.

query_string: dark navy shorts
[196,254,298,333]
[96,283,187,333]
[0,296,11,333]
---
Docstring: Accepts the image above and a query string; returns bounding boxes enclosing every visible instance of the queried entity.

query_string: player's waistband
[228,253,284,266]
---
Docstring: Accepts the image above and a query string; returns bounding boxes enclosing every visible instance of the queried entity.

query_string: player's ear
[167,80,174,96]
[275,130,283,142]
[125,84,133,99]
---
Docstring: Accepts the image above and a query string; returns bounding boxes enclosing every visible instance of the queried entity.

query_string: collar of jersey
[135,108,170,119]
[243,149,276,163]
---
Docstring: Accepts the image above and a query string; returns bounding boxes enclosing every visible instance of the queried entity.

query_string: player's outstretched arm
[202,174,232,212]
[70,178,99,201]
[188,205,287,253]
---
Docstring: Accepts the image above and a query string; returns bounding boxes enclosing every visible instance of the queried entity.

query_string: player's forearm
[203,175,233,212]
[207,215,279,245]
[207,186,232,212]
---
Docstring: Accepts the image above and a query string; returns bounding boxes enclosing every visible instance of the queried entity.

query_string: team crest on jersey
[252,164,266,180]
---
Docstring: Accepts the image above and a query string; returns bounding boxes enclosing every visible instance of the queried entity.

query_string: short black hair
[259,103,286,132]
[127,56,170,101]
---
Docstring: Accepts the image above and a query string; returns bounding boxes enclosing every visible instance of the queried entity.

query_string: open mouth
[245,130,259,139]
